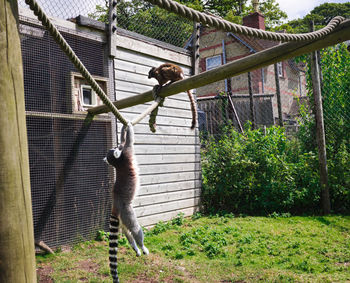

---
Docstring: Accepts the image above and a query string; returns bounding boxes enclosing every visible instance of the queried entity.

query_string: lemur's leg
[122,227,141,256]
[120,207,149,255]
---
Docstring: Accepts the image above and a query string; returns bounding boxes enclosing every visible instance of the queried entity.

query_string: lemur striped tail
[109,214,120,283]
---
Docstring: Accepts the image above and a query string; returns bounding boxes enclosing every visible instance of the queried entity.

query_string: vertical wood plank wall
[115,33,201,227]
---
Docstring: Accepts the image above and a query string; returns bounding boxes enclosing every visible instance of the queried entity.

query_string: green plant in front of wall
[201,124,322,215]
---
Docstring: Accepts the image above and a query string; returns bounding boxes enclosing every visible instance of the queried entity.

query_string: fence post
[274,63,283,126]
[108,0,117,58]
[192,22,200,76]
[309,21,331,215]
[0,1,37,282]
[248,72,256,129]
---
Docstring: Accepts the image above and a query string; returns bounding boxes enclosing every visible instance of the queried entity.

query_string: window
[71,72,108,113]
[277,62,283,77]
[81,85,97,107]
[206,55,222,71]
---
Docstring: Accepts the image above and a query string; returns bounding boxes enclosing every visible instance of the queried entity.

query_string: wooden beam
[88,19,350,116]
[0,1,37,282]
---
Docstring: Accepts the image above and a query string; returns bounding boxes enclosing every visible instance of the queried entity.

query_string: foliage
[201,124,324,215]
[297,43,350,213]
[275,2,350,33]
[146,213,186,236]
[36,215,350,282]
[95,230,109,241]
[89,0,289,46]
[89,0,192,47]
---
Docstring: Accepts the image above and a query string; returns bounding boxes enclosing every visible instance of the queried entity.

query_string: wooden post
[227,94,244,133]
[192,22,200,76]
[108,0,117,58]
[248,72,256,129]
[274,63,283,126]
[0,1,37,282]
[310,22,331,215]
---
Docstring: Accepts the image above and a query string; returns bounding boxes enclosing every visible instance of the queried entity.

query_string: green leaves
[201,125,321,215]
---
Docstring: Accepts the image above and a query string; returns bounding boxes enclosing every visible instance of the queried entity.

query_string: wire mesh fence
[19,14,114,248]
[18,0,107,20]
[18,0,194,48]
[115,1,193,48]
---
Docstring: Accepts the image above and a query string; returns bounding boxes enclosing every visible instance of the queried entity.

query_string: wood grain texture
[0,1,37,282]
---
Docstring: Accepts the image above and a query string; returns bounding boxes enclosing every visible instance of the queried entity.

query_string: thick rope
[145,0,345,42]
[24,0,128,126]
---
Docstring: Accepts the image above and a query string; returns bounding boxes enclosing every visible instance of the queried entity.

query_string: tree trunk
[0,1,37,282]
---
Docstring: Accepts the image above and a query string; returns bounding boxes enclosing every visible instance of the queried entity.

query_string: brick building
[196,11,307,123]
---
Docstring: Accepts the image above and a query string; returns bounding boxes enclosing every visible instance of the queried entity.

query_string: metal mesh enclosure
[18,0,193,48]
[18,0,107,19]
[87,0,194,48]
[20,15,114,247]
[115,1,193,48]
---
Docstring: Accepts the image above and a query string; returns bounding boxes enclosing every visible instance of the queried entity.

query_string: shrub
[201,125,322,215]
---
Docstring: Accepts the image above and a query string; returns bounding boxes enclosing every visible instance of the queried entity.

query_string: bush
[201,125,322,215]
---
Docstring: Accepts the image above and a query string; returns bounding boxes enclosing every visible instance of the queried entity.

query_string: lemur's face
[148,67,156,79]
[104,145,124,166]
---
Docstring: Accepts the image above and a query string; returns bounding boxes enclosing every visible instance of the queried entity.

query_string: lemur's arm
[120,124,127,145]
[124,122,134,149]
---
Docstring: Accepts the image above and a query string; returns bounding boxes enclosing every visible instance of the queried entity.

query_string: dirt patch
[335,262,350,267]
[77,259,100,273]
[37,265,54,283]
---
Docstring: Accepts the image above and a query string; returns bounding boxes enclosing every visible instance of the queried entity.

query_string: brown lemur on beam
[104,122,149,283]
[148,63,197,130]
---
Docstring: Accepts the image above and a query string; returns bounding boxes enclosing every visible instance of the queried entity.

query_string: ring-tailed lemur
[148,63,197,129]
[104,122,149,283]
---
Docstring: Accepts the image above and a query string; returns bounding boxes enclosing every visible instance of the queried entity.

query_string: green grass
[37,214,350,282]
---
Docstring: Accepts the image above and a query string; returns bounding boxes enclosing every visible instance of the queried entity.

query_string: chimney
[243,0,265,30]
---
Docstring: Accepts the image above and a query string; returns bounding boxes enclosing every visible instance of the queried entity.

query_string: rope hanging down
[145,0,345,42]
[24,0,128,126]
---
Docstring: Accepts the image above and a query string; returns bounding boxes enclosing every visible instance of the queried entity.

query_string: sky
[275,0,349,21]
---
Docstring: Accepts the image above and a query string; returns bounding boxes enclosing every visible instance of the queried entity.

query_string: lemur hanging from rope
[148,63,197,130]
[104,122,149,283]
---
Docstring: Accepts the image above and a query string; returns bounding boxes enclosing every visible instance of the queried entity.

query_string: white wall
[115,32,201,227]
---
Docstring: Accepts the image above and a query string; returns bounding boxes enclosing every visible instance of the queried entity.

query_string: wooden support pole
[108,0,117,58]
[247,72,256,129]
[88,19,350,116]
[274,63,283,126]
[192,22,200,76]
[227,94,244,133]
[0,1,37,282]
[310,22,331,215]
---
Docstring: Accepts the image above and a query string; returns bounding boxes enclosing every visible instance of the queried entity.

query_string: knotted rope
[145,0,345,42]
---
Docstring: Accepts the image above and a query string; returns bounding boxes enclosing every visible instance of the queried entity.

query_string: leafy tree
[89,0,289,46]
[89,0,193,47]
[203,0,248,18]
[276,2,350,33]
